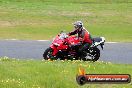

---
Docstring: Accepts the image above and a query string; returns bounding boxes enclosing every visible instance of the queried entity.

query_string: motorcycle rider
[68,21,92,58]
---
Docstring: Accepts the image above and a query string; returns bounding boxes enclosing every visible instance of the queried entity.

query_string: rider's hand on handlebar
[79,37,83,42]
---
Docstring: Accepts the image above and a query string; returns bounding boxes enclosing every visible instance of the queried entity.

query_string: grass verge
[0,0,132,42]
[0,57,132,88]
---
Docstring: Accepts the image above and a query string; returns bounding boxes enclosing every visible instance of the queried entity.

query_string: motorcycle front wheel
[43,47,54,60]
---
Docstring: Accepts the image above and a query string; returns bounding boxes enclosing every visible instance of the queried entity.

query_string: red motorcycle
[43,31,105,61]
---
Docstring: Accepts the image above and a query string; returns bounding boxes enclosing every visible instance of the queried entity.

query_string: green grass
[0,0,132,42]
[0,1,131,88]
[0,57,132,88]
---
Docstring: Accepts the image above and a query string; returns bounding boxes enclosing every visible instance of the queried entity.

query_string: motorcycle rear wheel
[91,47,100,61]
[83,47,100,62]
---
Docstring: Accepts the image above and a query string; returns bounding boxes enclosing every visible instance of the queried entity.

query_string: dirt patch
[0,20,49,27]
[79,12,92,16]
[0,21,12,27]
[60,12,92,16]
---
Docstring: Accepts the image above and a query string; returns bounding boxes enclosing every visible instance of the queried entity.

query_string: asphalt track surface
[0,40,132,64]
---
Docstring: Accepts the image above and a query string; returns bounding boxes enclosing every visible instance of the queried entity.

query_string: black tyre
[83,47,100,62]
[90,47,100,62]
[43,47,53,60]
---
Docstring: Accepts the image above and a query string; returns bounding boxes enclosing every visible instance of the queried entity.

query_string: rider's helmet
[73,21,83,30]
